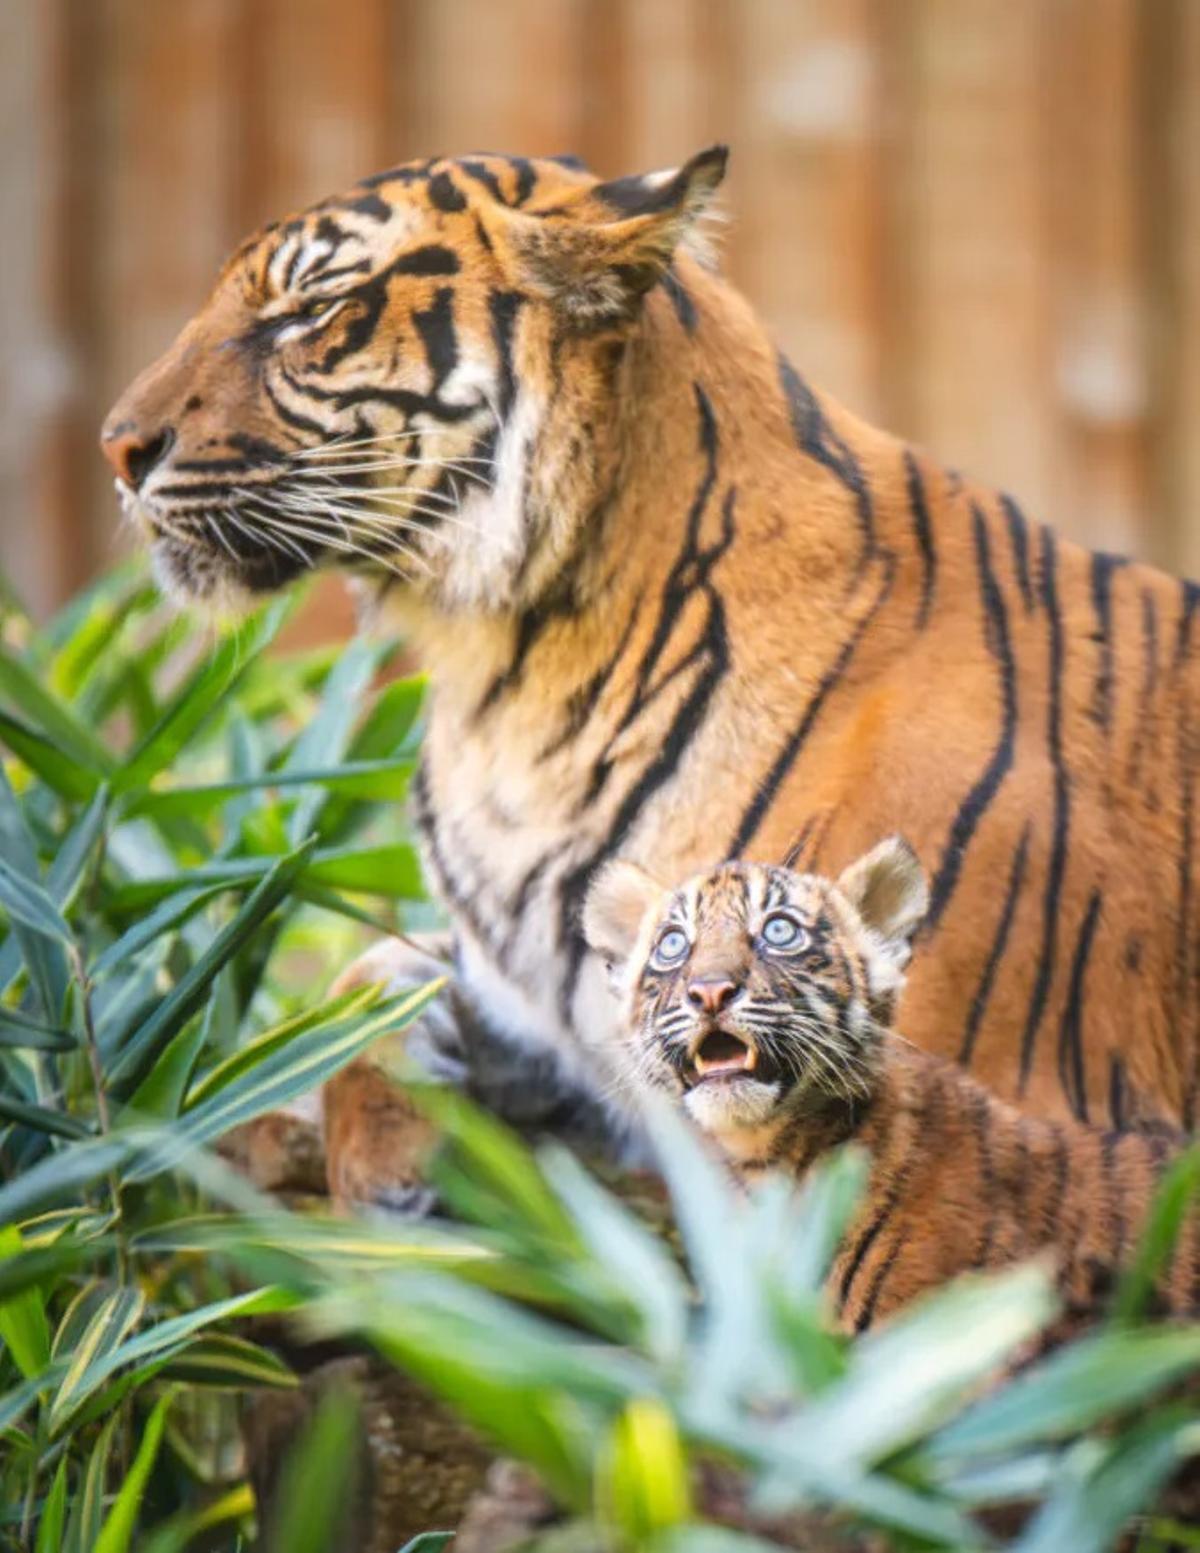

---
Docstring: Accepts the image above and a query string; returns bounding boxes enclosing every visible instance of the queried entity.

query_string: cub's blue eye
[762,913,805,949]
[652,928,690,967]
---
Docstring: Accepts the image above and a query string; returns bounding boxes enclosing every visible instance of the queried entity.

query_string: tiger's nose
[100,421,175,491]
[686,976,741,1015]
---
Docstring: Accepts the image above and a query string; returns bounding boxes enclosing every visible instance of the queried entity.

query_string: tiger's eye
[762,912,805,949]
[652,927,690,968]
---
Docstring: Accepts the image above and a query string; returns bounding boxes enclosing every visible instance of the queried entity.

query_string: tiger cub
[583,839,1198,1331]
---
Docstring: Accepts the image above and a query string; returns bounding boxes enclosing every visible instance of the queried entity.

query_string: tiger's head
[100,148,727,613]
[582,839,928,1145]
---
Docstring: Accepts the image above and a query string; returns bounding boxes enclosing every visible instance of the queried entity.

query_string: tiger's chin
[683,1072,783,1134]
[150,533,310,611]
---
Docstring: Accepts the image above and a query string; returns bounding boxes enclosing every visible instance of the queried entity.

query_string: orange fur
[102,150,1200,1203]
[587,845,1197,1330]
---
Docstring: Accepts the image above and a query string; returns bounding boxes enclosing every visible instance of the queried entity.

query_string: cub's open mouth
[687,1029,759,1084]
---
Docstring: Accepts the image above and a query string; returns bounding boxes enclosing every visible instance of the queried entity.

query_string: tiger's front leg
[323,935,634,1214]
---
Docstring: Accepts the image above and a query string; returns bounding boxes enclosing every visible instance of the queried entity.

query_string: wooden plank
[1044,0,1148,556]
[885,0,1055,520]
[1145,0,1200,578]
[0,0,54,612]
[733,0,885,419]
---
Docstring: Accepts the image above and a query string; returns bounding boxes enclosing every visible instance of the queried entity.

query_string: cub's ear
[582,859,665,968]
[501,145,728,323]
[836,837,928,962]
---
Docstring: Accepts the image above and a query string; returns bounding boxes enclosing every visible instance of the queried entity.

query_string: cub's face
[98,148,725,613]
[583,840,927,1142]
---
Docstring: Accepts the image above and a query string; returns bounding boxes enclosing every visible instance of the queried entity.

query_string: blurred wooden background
[2,0,1198,623]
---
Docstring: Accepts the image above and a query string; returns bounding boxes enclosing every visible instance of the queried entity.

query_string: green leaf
[598,1398,692,1542]
[0,644,114,773]
[0,1004,75,1051]
[93,1388,174,1553]
[304,842,425,897]
[1113,1142,1200,1324]
[107,839,317,1096]
[0,1093,92,1140]
[269,1387,361,1553]
[281,635,387,843]
[48,1283,145,1434]
[1013,1410,1198,1553]
[121,1016,206,1121]
[91,881,230,979]
[0,709,99,800]
[66,1409,119,1553]
[0,856,73,943]
[136,1485,255,1553]
[930,1324,1200,1462]
[34,1457,69,1553]
[0,1226,51,1379]
[183,984,380,1110]
[120,757,415,822]
[115,596,293,792]
[0,1238,107,1304]
[0,1133,134,1226]
[156,1330,297,1389]
[132,982,443,1175]
[397,1537,455,1553]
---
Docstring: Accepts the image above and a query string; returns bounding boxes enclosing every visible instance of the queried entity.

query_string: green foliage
[0,570,432,1550]
[2,565,1200,1553]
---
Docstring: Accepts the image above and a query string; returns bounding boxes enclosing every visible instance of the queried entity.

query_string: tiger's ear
[503,145,728,323]
[836,837,928,963]
[582,859,666,968]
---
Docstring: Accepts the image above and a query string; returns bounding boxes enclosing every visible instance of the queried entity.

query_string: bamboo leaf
[0,857,73,944]
[0,709,98,800]
[107,839,317,1096]
[0,645,114,773]
[269,1387,361,1553]
[156,1331,297,1389]
[0,1094,92,1140]
[93,1387,174,1553]
[48,1283,146,1435]
[91,881,231,979]
[115,596,293,792]
[0,1226,51,1380]
[33,1457,69,1553]
[120,757,415,823]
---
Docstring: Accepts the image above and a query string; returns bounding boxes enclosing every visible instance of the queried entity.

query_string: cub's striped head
[583,839,928,1140]
[100,147,727,612]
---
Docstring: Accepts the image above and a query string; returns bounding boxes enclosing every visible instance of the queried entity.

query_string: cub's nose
[686,976,741,1015]
[100,421,175,491]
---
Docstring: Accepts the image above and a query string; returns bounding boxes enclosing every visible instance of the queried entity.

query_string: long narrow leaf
[0,1226,51,1379]
[93,1388,174,1553]
[0,645,114,773]
[107,839,316,1095]
[115,596,293,791]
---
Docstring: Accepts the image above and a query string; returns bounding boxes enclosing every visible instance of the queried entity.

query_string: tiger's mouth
[683,1029,778,1087]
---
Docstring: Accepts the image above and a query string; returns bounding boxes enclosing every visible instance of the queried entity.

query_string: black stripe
[1000,493,1035,612]
[959,823,1031,1066]
[1019,526,1071,1091]
[777,352,875,569]
[854,1235,903,1332]
[1126,587,1160,786]
[263,375,334,441]
[1108,1052,1127,1131]
[489,291,523,421]
[660,268,698,333]
[1057,889,1102,1123]
[1102,1131,1126,1263]
[413,287,458,391]
[536,594,644,762]
[556,388,733,1021]
[904,449,936,628]
[972,1087,999,1265]
[427,170,467,213]
[1087,552,1126,732]
[1174,578,1200,669]
[925,505,1017,931]
[729,555,895,857]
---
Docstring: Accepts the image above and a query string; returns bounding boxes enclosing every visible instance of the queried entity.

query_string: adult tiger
[102,147,1200,1202]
